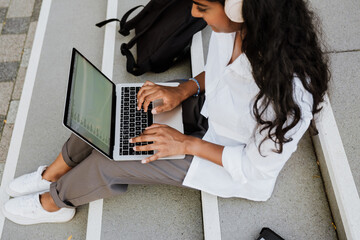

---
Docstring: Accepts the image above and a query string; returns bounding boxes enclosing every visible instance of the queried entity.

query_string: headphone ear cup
[224,0,244,23]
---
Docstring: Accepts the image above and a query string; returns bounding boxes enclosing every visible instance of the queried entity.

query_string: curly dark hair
[207,0,330,153]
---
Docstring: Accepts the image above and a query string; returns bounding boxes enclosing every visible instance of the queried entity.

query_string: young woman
[3,0,329,225]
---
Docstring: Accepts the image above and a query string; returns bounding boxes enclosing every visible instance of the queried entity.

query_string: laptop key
[129,148,134,155]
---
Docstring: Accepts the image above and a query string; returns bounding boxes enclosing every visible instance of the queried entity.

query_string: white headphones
[224,0,244,23]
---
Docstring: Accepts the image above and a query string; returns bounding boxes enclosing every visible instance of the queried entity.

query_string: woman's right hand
[137,81,187,114]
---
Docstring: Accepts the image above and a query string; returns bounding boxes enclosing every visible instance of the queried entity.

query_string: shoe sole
[2,205,76,225]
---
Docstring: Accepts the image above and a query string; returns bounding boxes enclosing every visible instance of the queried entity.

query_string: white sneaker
[6,165,52,197]
[2,193,76,225]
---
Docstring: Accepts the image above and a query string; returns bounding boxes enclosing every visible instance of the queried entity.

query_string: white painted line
[85,0,117,239]
[0,0,52,236]
[201,191,222,240]
[191,32,222,240]
[312,94,360,240]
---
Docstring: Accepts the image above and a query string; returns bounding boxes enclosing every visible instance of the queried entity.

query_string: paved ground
[309,0,360,194]
[0,0,42,179]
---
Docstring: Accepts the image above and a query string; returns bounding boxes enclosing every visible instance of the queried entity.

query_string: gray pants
[50,94,208,208]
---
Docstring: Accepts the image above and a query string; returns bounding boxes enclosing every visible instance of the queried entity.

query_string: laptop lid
[63,48,116,159]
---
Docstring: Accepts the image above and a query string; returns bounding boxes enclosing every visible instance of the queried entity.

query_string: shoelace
[21,171,40,191]
[21,195,39,211]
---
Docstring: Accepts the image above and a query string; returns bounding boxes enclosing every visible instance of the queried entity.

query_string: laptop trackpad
[153,99,183,133]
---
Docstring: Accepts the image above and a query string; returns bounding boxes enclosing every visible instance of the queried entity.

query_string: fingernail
[129,139,132,143]
[137,106,140,110]
[133,146,136,150]
[151,109,157,114]
[141,159,147,164]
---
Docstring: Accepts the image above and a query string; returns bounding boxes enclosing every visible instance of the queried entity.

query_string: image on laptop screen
[65,51,113,155]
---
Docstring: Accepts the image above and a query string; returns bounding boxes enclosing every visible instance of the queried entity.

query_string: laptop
[63,48,185,161]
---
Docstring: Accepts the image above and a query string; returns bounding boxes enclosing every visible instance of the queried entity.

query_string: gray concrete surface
[219,133,337,239]
[328,51,360,194]
[1,0,106,239]
[100,2,204,239]
[309,0,360,52]
[311,0,360,197]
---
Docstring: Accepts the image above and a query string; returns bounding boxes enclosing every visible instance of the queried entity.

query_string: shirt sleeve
[222,78,314,183]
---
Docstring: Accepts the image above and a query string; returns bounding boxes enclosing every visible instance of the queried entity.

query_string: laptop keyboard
[119,86,154,156]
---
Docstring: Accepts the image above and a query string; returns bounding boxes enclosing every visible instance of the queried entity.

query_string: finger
[145,123,166,130]
[138,81,156,98]
[143,93,167,113]
[142,98,152,112]
[137,87,158,110]
[143,80,155,86]
[141,152,161,164]
[151,105,170,114]
[130,135,156,143]
[133,142,155,152]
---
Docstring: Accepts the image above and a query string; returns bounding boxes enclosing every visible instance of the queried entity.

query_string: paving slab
[0,34,26,62]
[0,62,19,82]
[20,47,31,67]
[12,66,26,100]
[102,185,203,240]
[1,0,107,238]
[31,0,42,22]
[0,123,13,162]
[18,21,38,68]
[309,0,360,52]
[7,0,35,18]
[0,114,5,133]
[0,162,4,183]
[24,21,37,49]
[6,100,19,124]
[2,17,30,34]
[0,7,7,23]
[0,81,13,114]
[328,51,360,194]
[0,0,9,8]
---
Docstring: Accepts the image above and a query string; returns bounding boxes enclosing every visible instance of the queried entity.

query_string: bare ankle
[40,192,60,212]
[41,153,72,182]
[41,169,58,182]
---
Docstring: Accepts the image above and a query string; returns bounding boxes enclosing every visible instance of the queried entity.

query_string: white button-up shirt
[182,31,313,201]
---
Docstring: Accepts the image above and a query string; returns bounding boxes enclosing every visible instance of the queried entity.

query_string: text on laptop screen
[66,52,113,155]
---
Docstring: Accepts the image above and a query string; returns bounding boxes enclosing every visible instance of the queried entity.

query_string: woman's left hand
[130,123,190,164]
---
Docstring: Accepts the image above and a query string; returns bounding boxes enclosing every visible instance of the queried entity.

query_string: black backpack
[96,0,207,76]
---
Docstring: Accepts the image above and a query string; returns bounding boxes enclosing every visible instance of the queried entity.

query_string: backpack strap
[118,5,144,35]
[95,5,144,36]
[120,43,148,76]
[95,18,120,28]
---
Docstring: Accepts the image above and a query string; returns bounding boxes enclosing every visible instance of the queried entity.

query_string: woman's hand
[130,124,191,163]
[137,81,187,114]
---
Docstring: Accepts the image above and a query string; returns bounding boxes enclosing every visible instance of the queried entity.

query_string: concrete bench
[1,0,358,239]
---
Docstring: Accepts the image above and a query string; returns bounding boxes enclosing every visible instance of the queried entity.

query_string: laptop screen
[64,49,115,156]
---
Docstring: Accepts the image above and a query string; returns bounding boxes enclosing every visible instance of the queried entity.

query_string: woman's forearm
[184,135,224,167]
[177,71,205,101]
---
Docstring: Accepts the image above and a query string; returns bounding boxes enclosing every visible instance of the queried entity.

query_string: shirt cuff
[222,145,247,184]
